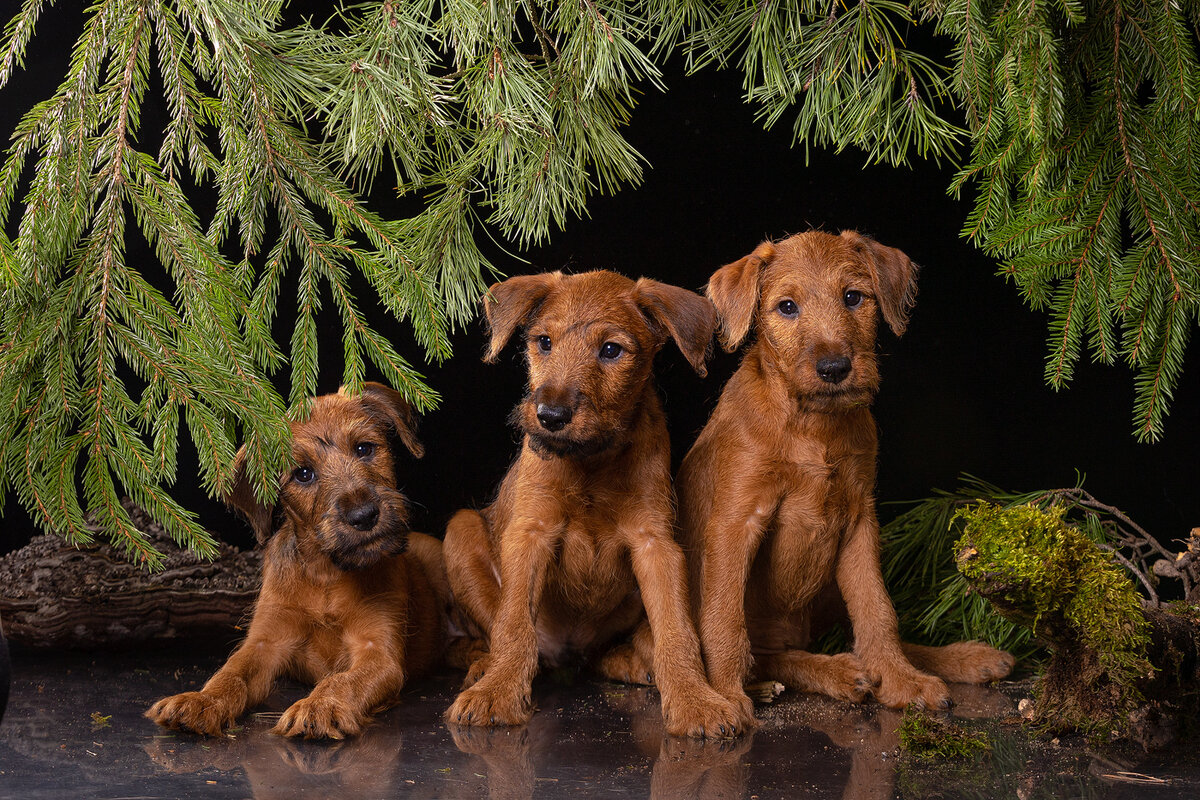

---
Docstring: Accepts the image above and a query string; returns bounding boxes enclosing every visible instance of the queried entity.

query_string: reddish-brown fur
[146,383,451,739]
[443,270,743,738]
[679,231,1014,723]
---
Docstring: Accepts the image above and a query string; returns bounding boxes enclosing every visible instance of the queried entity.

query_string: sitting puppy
[146,383,449,739]
[443,270,743,738]
[679,231,1014,723]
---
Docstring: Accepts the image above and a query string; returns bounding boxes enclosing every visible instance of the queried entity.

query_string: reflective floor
[0,645,1196,799]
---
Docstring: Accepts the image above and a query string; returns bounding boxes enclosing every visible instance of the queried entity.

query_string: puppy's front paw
[273,695,368,740]
[445,683,533,728]
[723,689,757,731]
[875,667,950,710]
[145,692,236,737]
[661,686,748,739]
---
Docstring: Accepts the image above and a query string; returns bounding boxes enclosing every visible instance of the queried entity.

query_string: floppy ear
[706,241,774,351]
[225,447,277,546]
[483,272,561,362]
[633,278,717,376]
[841,230,919,336]
[357,381,424,459]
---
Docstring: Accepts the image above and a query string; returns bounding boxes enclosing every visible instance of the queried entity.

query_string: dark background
[400,61,1200,547]
[1,10,1196,557]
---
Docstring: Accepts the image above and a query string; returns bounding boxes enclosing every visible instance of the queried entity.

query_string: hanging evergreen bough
[1,2,1197,563]
[671,0,1200,441]
[0,0,656,563]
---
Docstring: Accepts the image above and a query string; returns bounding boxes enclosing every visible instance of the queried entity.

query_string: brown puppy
[680,231,1014,723]
[443,270,743,738]
[146,383,449,739]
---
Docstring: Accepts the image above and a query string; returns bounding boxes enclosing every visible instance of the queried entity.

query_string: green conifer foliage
[671,0,1199,441]
[0,0,653,563]
[1,1,1196,562]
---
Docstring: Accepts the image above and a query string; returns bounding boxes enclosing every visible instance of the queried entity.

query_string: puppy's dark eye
[844,290,863,308]
[536,335,552,354]
[777,299,799,318]
[293,466,315,484]
[599,342,623,361]
[354,442,376,459]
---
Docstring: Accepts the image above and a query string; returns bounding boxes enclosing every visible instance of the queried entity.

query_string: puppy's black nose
[536,403,572,431]
[816,356,852,384]
[345,501,379,531]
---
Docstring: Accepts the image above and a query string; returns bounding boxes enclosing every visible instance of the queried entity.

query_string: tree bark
[0,503,260,648]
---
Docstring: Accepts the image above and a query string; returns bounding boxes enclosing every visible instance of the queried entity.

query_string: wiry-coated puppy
[678,231,1014,723]
[146,383,450,739]
[443,270,743,738]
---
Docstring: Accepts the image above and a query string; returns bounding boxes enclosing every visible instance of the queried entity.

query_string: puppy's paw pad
[877,670,950,710]
[963,644,1015,682]
[145,692,233,737]
[826,652,874,704]
[273,696,365,740]
[927,641,1016,683]
[445,685,532,728]
[723,690,758,729]
[462,653,491,689]
[663,690,747,739]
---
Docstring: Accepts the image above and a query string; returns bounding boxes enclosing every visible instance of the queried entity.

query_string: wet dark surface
[0,645,1197,799]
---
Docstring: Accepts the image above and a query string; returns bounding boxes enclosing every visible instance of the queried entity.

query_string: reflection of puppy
[145,723,405,800]
[608,683,755,800]
[448,721,557,800]
[443,270,741,738]
[681,232,1013,722]
[146,383,448,739]
[802,702,902,800]
[649,735,754,800]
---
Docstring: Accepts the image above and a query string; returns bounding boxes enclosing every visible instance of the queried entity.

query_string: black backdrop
[396,62,1199,549]
[1,13,1196,556]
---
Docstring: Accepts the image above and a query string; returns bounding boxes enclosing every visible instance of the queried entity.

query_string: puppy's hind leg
[901,641,1015,685]
[597,619,656,686]
[755,650,875,704]
[444,509,501,686]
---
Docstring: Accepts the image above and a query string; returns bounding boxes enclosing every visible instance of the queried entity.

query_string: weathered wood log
[0,502,260,648]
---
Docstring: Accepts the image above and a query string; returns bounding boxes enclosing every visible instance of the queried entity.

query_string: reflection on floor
[0,645,1193,799]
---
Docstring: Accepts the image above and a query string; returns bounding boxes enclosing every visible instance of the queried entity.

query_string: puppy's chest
[776,438,863,517]
[551,520,634,603]
[755,449,864,606]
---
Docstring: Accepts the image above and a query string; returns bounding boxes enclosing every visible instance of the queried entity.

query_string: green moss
[954,503,1150,680]
[953,503,1154,734]
[898,706,991,760]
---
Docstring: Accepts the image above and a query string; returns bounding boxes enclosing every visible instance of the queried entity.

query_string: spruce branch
[671,0,1198,440]
[3,0,1197,565]
[1,0,659,562]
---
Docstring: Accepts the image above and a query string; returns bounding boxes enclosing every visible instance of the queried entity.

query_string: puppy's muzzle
[815,356,852,384]
[536,403,573,432]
